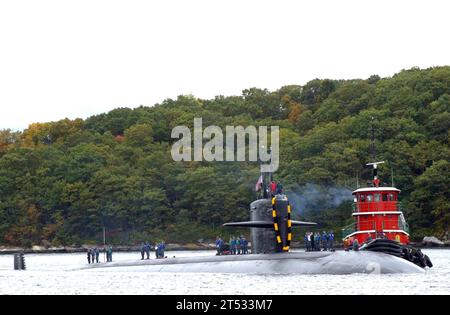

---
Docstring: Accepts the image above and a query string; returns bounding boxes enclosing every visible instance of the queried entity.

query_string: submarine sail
[224,194,316,254]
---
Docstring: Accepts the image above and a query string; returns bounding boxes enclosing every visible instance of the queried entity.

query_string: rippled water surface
[0,249,448,295]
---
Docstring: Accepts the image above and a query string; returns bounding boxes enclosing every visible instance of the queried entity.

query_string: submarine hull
[82,251,424,274]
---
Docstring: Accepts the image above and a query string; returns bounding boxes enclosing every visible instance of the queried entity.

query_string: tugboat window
[367,194,373,202]
[374,194,381,202]
[382,194,388,202]
[360,195,365,202]
[389,193,395,201]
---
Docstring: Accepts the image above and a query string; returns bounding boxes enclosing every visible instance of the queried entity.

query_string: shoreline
[1,241,448,255]
[0,243,217,255]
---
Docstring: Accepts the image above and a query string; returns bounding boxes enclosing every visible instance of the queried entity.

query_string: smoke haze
[286,183,353,216]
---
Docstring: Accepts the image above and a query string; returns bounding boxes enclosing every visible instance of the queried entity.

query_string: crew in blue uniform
[322,232,328,251]
[315,233,321,251]
[155,243,159,258]
[215,237,224,255]
[276,182,283,194]
[328,232,334,251]
[145,242,151,259]
[236,238,241,255]
[106,245,113,262]
[91,248,96,263]
[154,243,159,258]
[95,248,100,263]
[159,242,166,258]
[230,237,236,255]
[241,237,248,254]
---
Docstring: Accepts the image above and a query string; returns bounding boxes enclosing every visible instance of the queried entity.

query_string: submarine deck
[80,251,424,274]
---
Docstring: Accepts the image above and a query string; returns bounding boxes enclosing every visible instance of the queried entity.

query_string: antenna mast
[391,167,395,187]
[371,116,376,161]
[367,117,384,187]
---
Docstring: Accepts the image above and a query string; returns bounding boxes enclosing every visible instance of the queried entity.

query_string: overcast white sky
[1,0,449,130]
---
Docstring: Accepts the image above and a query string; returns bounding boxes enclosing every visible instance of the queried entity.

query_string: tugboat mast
[367,117,384,187]
[370,116,376,161]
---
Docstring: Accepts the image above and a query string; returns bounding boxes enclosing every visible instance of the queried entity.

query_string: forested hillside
[0,67,449,247]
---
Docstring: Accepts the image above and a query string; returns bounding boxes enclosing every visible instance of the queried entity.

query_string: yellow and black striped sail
[272,195,293,252]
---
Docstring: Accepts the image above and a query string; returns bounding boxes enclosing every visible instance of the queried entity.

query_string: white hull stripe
[352,187,400,194]
[343,229,410,239]
[352,211,403,216]
[383,230,410,236]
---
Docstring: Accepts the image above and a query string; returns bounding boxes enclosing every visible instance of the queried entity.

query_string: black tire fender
[424,255,433,268]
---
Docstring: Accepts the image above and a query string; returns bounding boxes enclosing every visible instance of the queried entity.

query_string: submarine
[83,163,429,274]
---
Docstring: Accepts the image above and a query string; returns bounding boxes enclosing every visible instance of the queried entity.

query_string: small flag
[255,175,263,191]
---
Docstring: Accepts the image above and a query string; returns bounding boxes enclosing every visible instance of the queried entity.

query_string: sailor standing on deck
[155,243,159,258]
[241,237,248,254]
[145,242,151,259]
[322,232,328,251]
[315,233,321,251]
[276,182,283,194]
[270,181,277,197]
[95,247,100,263]
[91,248,96,263]
[140,243,146,260]
[215,237,222,255]
[328,231,335,251]
[352,238,360,251]
[230,237,236,255]
[262,183,268,199]
[159,241,164,258]
[106,245,113,262]
[304,233,309,251]
[236,237,241,255]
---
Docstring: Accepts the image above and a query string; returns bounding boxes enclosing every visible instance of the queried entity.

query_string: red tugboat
[343,161,410,245]
[342,161,433,269]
